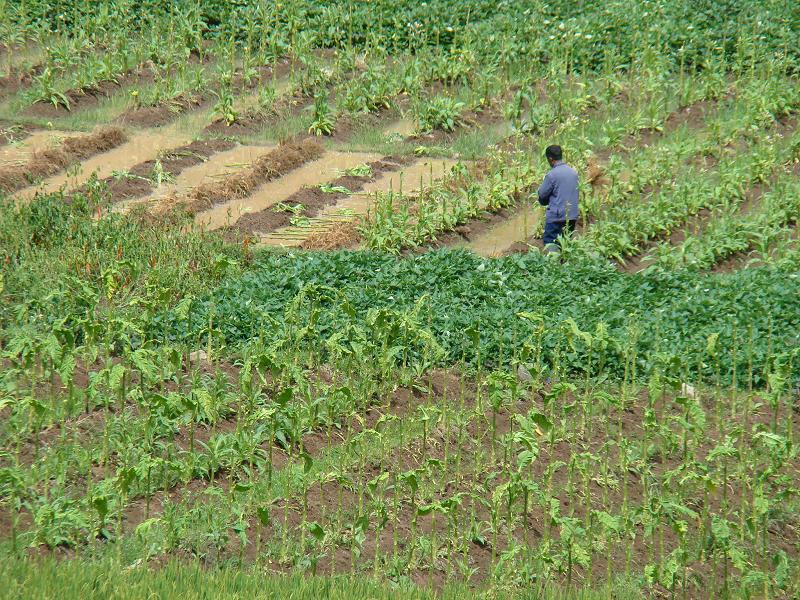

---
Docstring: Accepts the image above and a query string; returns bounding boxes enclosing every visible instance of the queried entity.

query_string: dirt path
[458,204,542,256]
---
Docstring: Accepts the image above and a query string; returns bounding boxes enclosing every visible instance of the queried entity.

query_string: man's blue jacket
[537,160,579,223]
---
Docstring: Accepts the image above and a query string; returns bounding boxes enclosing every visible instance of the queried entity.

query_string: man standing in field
[537,145,579,248]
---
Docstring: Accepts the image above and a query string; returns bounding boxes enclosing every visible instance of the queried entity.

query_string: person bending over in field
[537,145,579,249]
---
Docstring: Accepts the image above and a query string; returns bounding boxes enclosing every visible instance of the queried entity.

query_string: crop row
[645,171,800,271]
[2,306,797,594]
[356,63,698,250]
[576,122,800,262]
[7,0,800,74]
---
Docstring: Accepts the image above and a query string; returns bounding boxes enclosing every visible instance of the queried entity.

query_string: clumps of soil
[0,127,127,194]
[120,94,205,128]
[231,155,411,236]
[158,138,325,216]
[99,138,236,203]
[0,120,37,147]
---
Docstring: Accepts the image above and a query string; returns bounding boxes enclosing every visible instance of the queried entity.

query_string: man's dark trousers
[543,220,577,245]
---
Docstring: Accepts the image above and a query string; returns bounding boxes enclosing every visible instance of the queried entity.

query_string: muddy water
[382,118,416,138]
[461,204,542,257]
[0,130,74,166]
[260,158,460,247]
[195,151,381,230]
[13,128,198,201]
[13,77,296,201]
[118,144,277,213]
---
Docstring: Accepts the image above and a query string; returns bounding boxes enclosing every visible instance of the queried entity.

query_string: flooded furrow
[382,118,416,139]
[196,151,381,230]
[0,130,73,166]
[459,204,542,257]
[260,158,459,247]
[117,144,278,213]
[12,79,294,201]
[13,128,200,200]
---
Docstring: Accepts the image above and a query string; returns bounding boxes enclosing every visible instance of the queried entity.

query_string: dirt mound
[160,138,325,215]
[120,94,205,128]
[0,126,127,194]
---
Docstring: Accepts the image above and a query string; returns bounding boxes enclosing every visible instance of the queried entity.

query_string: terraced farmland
[1,2,799,599]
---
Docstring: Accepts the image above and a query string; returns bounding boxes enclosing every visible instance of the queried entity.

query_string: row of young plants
[358,57,733,251]
[0,186,798,598]
[575,114,800,262]
[644,172,800,271]
[13,0,799,74]
[12,5,210,110]
[2,278,797,596]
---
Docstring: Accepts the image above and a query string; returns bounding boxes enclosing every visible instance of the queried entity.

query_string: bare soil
[0,127,127,194]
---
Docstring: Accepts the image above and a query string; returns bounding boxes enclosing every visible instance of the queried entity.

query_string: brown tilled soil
[260,384,798,591]
[230,155,411,237]
[0,127,127,194]
[158,138,325,215]
[120,94,206,128]
[102,138,237,202]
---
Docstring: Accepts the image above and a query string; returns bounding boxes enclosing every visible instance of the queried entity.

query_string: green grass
[0,555,643,600]
[448,119,513,159]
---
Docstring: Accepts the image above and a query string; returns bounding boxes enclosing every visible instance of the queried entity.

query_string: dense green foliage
[155,249,800,387]
[6,0,800,72]
[0,183,244,348]
[2,2,799,597]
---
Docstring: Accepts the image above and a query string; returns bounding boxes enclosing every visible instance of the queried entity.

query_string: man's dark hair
[545,145,562,161]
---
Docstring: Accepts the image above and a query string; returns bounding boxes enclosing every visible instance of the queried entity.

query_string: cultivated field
[1,2,799,599]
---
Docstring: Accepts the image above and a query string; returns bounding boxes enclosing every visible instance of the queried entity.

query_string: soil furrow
[229,155,410,239]
[149,138,325,216]
[195,150,384,230]
[116,143,278,213]
[0,127,126,196]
